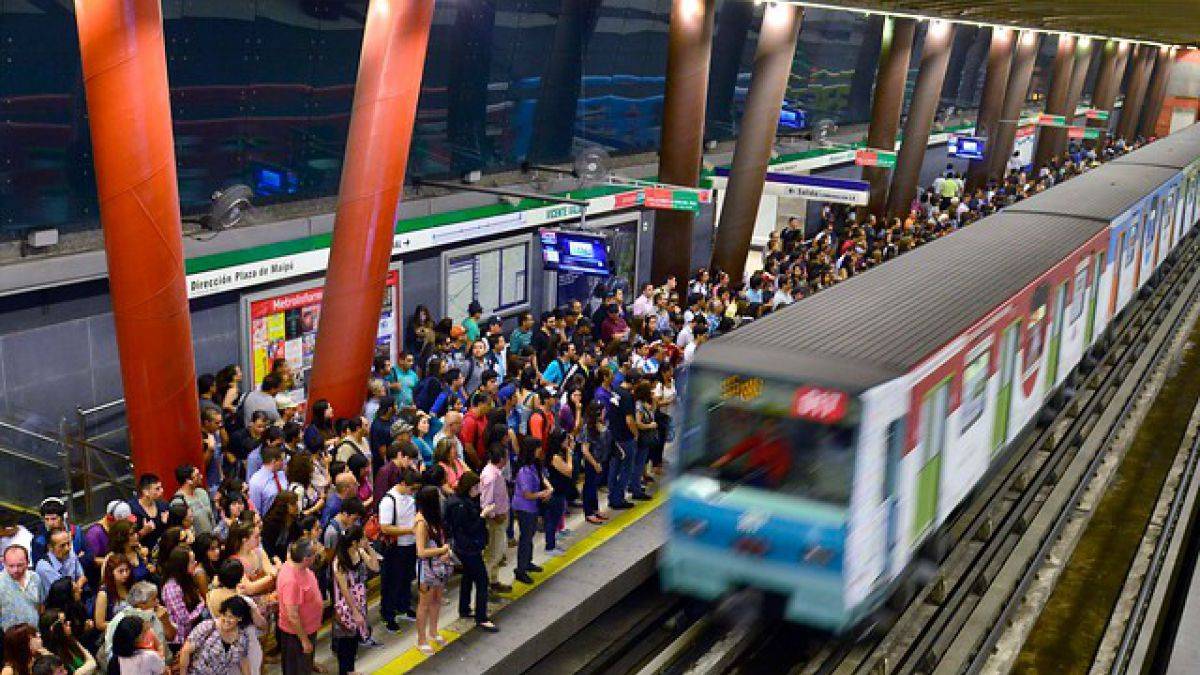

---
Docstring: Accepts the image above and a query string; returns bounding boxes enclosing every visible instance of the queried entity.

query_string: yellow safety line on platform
[376,489,667,674]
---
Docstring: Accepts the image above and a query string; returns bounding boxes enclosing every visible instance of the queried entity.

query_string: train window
[684,371,857,505]
[1124,222,1138,268]
[959,351,989,433]
[1024,307,1046,375]
[1070,264,1088,323]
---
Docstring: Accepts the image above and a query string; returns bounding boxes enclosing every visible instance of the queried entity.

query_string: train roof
[695,127,1200,393]
[695,212,1106,392]
[1004,163,1179,222]
[1111,122,1200,170]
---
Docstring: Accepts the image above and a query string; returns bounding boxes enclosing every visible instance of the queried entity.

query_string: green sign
[644,187,700,212]
[1038,113,1068,127]
[1085,109,1110,121]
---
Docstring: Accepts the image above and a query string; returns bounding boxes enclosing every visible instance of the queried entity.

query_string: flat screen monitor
[948,135,986,161]
[540,229,610,276]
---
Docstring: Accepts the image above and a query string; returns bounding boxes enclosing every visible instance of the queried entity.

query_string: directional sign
[1037,113,1068,127]
[1084,109,1110,121]
[854,148,897,168]
[644,187,701,212]
[1067,126,1102,140]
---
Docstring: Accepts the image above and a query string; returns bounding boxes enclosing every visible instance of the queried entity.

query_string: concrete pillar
[706,1,757,139]
[862,17,917,220]
[1033,35,1077,171]
[965,27,1014,192]
[886,21,955,219]
[1086,40,1127,150]
[308,0,435,419]
[988,30,1040,181]
[651,0,717,284]
[1117,45,1155,141]
[710,3,803,283]
[1140,46,1175,138]
[73,0,201,489]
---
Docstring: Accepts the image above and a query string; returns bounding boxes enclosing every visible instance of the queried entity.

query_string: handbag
[332,562,369,638]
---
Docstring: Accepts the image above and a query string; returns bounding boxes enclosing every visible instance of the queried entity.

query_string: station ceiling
[805,1,1200,46]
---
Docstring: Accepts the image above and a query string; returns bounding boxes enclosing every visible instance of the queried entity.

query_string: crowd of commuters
[0,137,1146,675]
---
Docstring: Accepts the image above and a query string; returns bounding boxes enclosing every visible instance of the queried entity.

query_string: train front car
[661,364,877,633]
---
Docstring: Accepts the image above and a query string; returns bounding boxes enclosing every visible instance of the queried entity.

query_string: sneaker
[507,538,517,548]
[546,546,568,556]
[586,515,605,524]
[515,571,534,584]
[631,494,652,501]
[559,528,572,538]
[609,502,634,510]
[360,635,383,648]
[384,621,403,633]
[459,611,474,620]
[401,609,418,621]
[489,581,513,593]
[477,620,500,633]
[528,563,544,573]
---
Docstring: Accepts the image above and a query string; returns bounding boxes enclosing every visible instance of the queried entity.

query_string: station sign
[854,148,897,168]
[1037,113,1069,127]
[643,186,712,212]
[726,170,871,207]
[1084,109,1110,121]
[1067,126,1102,140]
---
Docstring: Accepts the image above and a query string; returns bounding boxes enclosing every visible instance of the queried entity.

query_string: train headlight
[677,517,708,537]
[802,544,834,567]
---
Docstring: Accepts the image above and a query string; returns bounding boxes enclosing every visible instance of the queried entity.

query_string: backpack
[511,392,536,436]
[414,376,442,412]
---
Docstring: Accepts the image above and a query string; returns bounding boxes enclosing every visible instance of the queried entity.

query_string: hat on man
[390,420,414,439]
[106,500,135,522]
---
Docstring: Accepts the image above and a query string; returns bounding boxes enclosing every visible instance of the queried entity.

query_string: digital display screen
[539,229,610,276]
[948,135,986,161]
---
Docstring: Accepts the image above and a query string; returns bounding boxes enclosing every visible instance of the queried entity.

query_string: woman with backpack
[444,472,498,633]
[578,401,610,525]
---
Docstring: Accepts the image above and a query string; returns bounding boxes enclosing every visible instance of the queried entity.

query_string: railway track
[635,229,1200,675]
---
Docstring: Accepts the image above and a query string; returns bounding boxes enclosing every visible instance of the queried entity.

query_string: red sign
[614,190,642,209]
[1067,125,1085,140]
[792,386,849,424]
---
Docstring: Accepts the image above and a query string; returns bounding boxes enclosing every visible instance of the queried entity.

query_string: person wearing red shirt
[277,537,323,675]
[459,393,491,472]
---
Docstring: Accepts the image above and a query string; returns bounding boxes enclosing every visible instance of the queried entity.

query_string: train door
[1046,282,1069,390]
[913,379,950,540]
[883,418,905,576]
[1133,208,1149,289]
[993,321,1021,453]
[1109,231,1125,317]
[1085,252,1105,346]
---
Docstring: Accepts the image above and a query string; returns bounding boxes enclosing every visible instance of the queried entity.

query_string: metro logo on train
[792,386,849,424]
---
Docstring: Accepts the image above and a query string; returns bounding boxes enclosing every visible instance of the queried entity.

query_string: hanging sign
[854,148,897,168]
[643,186,708,211]
[1084,109,1110,121]
[1037,113,1069,127]
[1067,126,1102,140]
[735,170,870,206]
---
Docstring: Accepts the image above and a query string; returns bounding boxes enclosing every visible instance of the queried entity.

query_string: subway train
[660,124,1200,633]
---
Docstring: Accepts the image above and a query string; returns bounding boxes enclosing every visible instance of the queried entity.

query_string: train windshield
[682,370,858,505]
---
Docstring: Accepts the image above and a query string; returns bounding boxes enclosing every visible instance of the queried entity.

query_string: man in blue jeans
[608,371,639,509]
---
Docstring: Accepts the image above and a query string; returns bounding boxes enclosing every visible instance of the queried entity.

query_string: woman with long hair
[631,380,659,499]
[191,532,221,596]
[413,486,452,655]
[154,526,188,571]
[579,401,610,524]
[214,490,246,542]
[214,365,243,418]
[284,451,325,519]
[405,304,435,358]
[330,524,379,674]
[222,522,277,598]
[93,553,132,632]
[412,413,434,467]
[543,429,574,554]
[178,596,254,675]
[512,437,550,586]
[652,364,677,476]
[303,399,337,455]
[111,614,164,675]
[1,624,43,675]
[160,547,206,648]
[43,578,95,654]
[260,490,299,561]
[105,521,149,584]
[39,611,96,675]
[445,471,498,632]
[433,437,467,492]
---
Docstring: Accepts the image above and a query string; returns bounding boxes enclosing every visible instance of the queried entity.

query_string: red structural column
[74,0,201,489]
[988,30,1040,181]
[1086,39,1127,151]
[709,3,803,284]
[862,17,917,220]
[308,0,435,419]
[1140,46,1175,139]
[1032,35,1076,171]
[965,27,1015,193]
[651,0,716,284]
[886,20,955,219]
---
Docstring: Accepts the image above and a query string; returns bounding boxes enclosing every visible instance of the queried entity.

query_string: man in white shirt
[378,471,418,631]
[0,513,33,559]
[631,284,656,318]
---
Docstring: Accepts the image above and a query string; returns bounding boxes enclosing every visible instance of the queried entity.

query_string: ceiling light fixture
[771,1,1180,49]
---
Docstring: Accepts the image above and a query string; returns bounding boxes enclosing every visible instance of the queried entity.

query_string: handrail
[76,399,125,417]
[0,419,61,446]
[0,444,60,470]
